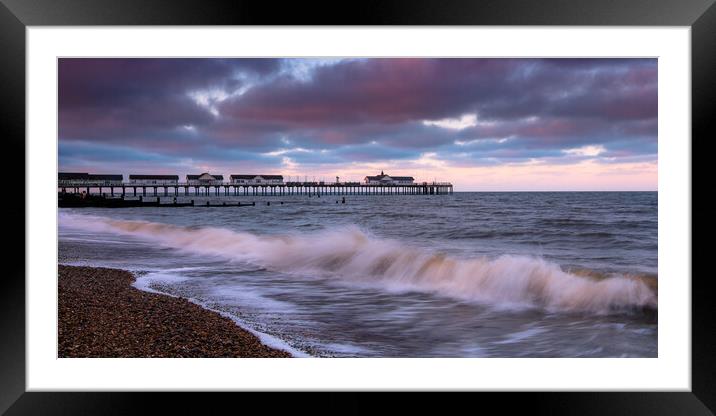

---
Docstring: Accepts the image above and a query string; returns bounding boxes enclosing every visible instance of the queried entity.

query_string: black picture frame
[1,0,711,414]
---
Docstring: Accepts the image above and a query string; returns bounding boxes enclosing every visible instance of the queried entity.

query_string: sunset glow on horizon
[59,58,657,191]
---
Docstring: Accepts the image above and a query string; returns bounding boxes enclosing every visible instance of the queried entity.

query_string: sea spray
[59,212,657,314]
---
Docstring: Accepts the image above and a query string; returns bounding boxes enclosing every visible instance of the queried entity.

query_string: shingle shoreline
[58,264,291,358]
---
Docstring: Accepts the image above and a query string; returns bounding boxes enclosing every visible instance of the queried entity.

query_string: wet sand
[58,265,291,358]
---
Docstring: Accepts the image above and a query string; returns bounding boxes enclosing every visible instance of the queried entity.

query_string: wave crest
[60,213,657,314]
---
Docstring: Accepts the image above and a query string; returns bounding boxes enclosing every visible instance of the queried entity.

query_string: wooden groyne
[58,194,256,208]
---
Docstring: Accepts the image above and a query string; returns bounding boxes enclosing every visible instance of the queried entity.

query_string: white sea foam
[130,270,308,357]
[59,212,657,314]
[187,300,310,357]
[132,271,190,294]
[493,327,548,345]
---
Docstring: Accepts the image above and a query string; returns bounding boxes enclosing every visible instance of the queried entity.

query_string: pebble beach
[58,265,291,358]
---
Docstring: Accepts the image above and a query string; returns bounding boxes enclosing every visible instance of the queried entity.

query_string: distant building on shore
[364,171,415,185]
[230,174,284,185]
[58,172,123,186]
[129,174,179,185]
[187,173,224,185]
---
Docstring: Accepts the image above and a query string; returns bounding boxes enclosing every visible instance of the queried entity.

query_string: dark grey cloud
[58,58,657,174]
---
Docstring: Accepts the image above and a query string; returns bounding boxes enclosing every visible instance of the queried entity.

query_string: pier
[58,181,454,197]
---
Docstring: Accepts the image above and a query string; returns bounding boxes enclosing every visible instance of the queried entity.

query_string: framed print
[2,0,712,414]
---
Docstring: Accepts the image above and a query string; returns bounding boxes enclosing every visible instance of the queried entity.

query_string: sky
[58,58,657,191]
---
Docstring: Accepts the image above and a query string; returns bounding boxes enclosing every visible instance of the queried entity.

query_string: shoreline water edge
[58,264,293,358]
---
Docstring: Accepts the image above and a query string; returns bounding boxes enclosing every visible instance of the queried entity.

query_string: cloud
[562,145,607,157]
[262,147,313,157]
[58,58,657,189]
[413,152,448,168]
[423,114,478,130]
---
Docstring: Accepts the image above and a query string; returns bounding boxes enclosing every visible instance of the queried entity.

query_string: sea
[58,191,658,357]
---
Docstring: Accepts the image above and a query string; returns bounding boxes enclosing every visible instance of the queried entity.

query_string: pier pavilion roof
[187,173,224,180]
[58,172,89,180]
[230,174,283,180]
[364,171,414,181]
[86,174,123,181]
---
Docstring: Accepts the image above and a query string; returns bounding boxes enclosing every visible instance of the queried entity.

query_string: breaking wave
[60,213,657,314]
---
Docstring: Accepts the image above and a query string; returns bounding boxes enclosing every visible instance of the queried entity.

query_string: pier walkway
[58,182,454,197]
